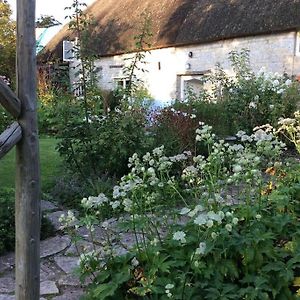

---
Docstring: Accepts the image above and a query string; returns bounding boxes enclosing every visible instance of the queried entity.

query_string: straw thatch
[40,0,300,61]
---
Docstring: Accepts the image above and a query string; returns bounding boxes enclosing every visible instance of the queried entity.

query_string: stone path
[0,201,93,300]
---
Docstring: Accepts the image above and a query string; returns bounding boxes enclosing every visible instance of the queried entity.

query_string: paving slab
[52,288,84,300]
[41,200,58,212]
[54,256,79,274]
[0,253,14,273]
[65,240,95,256]
[40,235,71,258]
[58,274,81,287]
[0,276,15,294]
[45,211,68,231]
[77,226,107,244]
[40,280,59,296]
[40,261,62,282]
[0,295,14,300]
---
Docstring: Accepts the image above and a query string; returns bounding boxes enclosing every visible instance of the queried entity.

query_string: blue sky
[7,0,95,24]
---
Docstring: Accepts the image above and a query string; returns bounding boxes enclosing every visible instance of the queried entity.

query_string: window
[178,72,211,101]
[114,77,131,89]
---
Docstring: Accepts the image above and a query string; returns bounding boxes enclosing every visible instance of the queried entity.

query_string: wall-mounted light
[188,51,193,58]
[185,63,191,70]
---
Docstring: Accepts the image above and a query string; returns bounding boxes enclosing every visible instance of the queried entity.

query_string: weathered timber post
[15,0,41,298]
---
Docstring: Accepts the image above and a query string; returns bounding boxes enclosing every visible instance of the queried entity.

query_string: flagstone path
[0,200,133,300]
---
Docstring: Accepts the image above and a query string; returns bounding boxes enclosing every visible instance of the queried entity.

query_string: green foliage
[60,121,300,299]
[181,49,299,135]
[36,15,61,28]
[56,100,152,179]
[0,1,16,85]
[0,188,55,255]
[150,107,199,156]
[0,188,15,254]
[122,11,153,98]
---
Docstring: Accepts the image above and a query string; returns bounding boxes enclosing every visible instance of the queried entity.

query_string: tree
[36,15,61,28]
[0,0,16,86]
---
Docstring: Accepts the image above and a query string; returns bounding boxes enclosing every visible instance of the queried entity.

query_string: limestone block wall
[69,31,299,105]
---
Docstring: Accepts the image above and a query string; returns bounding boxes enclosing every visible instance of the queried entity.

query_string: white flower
[285,79,292,86]
[225,224,232,232]
[101,221,109,230]
[194,214,208,225]
[211,232,218,239]
[173,231,186,243]
[236,130,246,138]
[249,101,257,109]
[195,242,206,255]
[218,211,225,220]
[256,214,262,220]
[231,144,244,152]
[179,207,191,215]
[123,198,133,212]
[165,284,174,290]
[110,200,120,209]
[233,165,242,173]
[232,217,239,225]
[131,257,139,267]
[206,220,214,228]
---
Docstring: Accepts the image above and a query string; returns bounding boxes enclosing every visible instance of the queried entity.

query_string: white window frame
[113,77,131,89]
[295,32,300,56]
[62,40,75,62]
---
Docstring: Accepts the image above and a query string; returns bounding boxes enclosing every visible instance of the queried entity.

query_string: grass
[0,137,62,191]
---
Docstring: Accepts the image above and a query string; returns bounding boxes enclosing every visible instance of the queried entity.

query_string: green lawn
[0,138,62,190]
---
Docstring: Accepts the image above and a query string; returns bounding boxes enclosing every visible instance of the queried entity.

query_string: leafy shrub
[0,188,15,254]
[150,107,199,156]
[178,49,299,136]
[55,92,152,179]
[60,120,300,299]
[0,188,55,255]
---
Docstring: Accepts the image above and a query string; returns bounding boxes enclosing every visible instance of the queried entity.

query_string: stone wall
[69,31,300,105]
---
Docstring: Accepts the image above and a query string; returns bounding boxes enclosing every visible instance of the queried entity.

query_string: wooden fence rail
[0,122,22,159]
[0,79,21,118]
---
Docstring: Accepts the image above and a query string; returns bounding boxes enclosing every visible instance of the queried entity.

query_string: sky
[7,0,96,24]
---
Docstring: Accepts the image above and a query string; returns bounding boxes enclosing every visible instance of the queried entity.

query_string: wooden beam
[0,122,22,159]
[15,0,41,299]
[0,79,21,118]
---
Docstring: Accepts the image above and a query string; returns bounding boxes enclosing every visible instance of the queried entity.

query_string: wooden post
[15,0,41,299]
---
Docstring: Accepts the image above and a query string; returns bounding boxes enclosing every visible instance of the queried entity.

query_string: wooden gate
[0,0,40,299]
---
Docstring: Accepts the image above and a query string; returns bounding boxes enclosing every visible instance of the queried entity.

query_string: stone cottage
[40,0,300,105]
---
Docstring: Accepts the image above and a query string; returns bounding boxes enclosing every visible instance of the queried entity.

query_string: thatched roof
[40,0,300,61]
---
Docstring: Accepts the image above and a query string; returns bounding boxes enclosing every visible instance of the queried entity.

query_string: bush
[175,49,299,136]
[0,188,55,255]
[60,120,300,299]
[0,188,15,254]
[56,103,152,179]
[150,107,199,156]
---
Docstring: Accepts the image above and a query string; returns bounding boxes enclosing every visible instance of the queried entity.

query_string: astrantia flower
[110,200,120,209]
[206,220,214,228]
[225,224,232,232]
[131,257,139,267]
[194,214,208,225]
[233,165,242,173]
[211,232,218,239]
[173,231,186,243]
[232,217,239,225]
[195,242,207,255]
[165,284,174,290]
